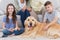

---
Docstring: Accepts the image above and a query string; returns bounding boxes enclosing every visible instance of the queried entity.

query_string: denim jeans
[16,9,30,28]
[2,28,24,36]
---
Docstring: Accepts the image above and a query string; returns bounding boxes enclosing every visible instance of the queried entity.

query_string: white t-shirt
[18,0,26,9]
[44,10,60,24]
[56,12,60,24]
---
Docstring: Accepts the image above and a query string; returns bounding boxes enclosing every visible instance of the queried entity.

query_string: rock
[30,0,47,11]
[0,0,19,14]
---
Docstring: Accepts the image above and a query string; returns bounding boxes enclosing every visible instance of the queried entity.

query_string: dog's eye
[28,19,29,21]
[32,19,34,21]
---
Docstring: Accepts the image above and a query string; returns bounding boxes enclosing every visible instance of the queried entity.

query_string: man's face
[20,0,24,3]
[45,5,53,13]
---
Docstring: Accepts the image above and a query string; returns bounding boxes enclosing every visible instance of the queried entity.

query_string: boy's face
[45,4,53,13]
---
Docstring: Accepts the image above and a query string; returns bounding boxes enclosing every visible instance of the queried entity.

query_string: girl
[2,4,24,37]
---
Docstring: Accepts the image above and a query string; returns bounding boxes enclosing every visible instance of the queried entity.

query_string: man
[17,0,30,28]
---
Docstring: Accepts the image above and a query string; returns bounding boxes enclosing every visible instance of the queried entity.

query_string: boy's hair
[44,1,52,6]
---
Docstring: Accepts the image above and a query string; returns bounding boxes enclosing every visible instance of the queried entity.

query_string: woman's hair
[6,3,16,24]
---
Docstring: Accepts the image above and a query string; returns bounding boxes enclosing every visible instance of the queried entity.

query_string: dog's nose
[30,23,32,26]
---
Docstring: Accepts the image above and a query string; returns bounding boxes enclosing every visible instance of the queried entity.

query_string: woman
[2,4,24,37]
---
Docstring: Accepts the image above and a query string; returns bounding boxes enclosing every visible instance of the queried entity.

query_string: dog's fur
[20,16,60,38]
[47,23,60,38]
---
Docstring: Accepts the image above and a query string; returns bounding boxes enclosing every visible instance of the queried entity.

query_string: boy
[43,1,60,30]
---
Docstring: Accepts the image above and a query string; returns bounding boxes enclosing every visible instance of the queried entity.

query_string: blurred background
[0,0,60,14]
[0,0,60,28]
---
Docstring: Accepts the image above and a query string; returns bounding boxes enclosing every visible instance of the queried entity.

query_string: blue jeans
[16,9,30,28]
[14,28,25,35]
[2,28,24,36]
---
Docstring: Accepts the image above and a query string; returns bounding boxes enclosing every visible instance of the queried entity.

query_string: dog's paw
[53,34,60,39]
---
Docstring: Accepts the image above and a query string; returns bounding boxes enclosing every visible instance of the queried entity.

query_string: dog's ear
[34,19,39,26]
[24,20,27,26]
[36,22,40,25]
[24,19,28,27]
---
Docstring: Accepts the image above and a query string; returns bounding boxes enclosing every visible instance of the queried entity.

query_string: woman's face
[8,6,14,15]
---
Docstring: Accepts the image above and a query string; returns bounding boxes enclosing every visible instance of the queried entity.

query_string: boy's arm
[46,11,60,28]
[43,18,47,23]
[44,17,58,30]
[43,13,47,23]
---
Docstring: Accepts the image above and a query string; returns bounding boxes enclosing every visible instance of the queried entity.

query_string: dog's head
[24,16,38,30]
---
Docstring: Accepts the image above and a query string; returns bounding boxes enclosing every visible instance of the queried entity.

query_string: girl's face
[8,6,14,15]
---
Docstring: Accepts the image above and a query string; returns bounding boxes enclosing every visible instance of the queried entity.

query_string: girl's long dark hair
[6,4,16,24]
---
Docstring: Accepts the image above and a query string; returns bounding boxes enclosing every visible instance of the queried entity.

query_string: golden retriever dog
[20,16,47,37]
[24,16,38,32]
[20,16,60,38]
[20,16,40,37]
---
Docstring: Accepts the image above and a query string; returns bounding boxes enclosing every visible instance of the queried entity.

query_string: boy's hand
[43,26,49,31]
